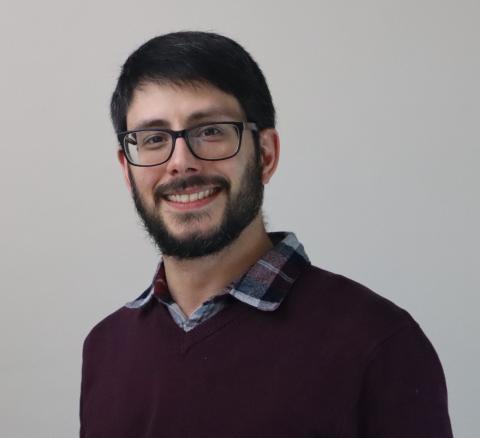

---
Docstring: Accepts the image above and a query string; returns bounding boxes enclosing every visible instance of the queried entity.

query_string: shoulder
[82,287,153,357]
[82,307,131,359]
[290,264,419,348]
[287,265,449,392]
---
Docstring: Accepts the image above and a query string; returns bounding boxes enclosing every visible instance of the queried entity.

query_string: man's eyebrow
[130,108,243,131]
[186,108,243,124]
[131,118,170,130]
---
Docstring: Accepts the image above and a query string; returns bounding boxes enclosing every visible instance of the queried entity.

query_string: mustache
[153,175,230,203]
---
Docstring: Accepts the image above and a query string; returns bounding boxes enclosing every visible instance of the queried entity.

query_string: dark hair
[110,31,276,135]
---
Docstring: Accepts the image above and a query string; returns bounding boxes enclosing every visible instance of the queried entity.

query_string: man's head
[111,32,279,259]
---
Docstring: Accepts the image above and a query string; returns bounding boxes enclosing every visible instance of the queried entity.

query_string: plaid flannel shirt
[126,232,310,331]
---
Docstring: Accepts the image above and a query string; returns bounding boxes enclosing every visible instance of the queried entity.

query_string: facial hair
[129,154,264,259]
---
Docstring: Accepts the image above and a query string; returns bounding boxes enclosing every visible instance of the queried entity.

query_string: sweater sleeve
[357,322,453,438]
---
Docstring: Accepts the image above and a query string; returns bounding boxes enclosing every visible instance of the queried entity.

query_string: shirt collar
[125,232,310,311]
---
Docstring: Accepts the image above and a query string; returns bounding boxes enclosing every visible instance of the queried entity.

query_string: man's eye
[200,126,221,136]
[145,134,167,143]
[194,125,226,140]
[142,133,169,147]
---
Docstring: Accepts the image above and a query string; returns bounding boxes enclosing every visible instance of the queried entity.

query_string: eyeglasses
[117,121,258,167]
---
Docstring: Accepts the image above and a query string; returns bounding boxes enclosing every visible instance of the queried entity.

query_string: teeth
[166,188,215,203]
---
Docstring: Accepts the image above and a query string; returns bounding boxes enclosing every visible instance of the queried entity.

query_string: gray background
[0,0,478,437]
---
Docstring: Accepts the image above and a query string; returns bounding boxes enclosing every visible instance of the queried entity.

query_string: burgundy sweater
[80,265,453,437]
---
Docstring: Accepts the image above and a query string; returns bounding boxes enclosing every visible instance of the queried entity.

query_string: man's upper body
[81,233,453,438]
[81,31,453,437]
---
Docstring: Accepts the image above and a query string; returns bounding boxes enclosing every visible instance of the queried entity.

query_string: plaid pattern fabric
[126,232,310,331]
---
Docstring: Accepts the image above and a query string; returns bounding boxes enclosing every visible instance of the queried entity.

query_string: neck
[162,216,272,317]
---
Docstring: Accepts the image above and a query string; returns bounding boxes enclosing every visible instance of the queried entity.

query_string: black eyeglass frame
[117,121,258,167]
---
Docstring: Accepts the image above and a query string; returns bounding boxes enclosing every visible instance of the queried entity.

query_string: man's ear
[118,150,133,191]
[258,128,280,184]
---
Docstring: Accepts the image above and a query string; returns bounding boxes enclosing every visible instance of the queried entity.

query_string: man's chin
[162,229,219,248]
[161,219,222,242]
[155,229,233,259]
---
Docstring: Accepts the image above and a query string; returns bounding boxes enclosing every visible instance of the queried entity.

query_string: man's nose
[165,137,202,176]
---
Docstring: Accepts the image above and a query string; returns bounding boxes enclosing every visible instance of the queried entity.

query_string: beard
[129,154,264,259]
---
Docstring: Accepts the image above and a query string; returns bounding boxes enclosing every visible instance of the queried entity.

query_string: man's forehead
[126,81,245,130]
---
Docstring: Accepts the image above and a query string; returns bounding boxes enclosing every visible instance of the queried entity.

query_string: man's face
[121,81,264,259]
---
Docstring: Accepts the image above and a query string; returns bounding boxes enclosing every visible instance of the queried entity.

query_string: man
[80,31,453,437]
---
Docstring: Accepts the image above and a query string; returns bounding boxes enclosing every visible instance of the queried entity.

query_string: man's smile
[162,186,223,210]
